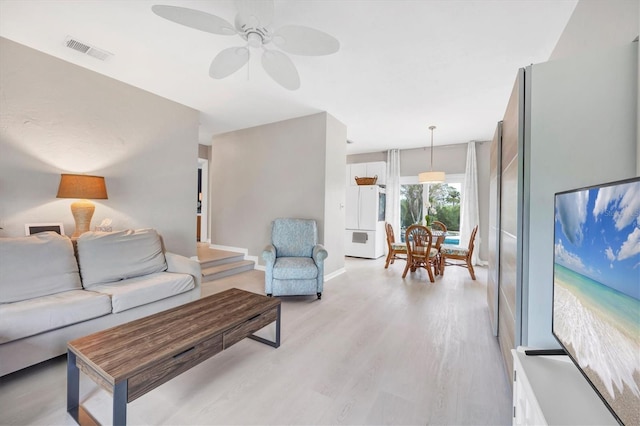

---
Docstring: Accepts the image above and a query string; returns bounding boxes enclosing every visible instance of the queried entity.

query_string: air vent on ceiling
[64,36,113,61]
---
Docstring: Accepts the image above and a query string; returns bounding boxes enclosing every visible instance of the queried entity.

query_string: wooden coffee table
[67,288,281,425]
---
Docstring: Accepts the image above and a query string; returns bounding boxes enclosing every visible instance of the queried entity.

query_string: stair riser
[200,255,246,270]
[202,263,255,282]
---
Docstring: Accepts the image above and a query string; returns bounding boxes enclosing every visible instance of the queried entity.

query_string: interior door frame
[198,158,209,243]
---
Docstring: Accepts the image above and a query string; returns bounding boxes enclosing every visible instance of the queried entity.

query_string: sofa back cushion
[272,218,318,258]
[0,232,82,303]
[77,228,167,287]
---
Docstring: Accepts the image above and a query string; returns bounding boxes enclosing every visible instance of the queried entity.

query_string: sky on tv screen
[554,179,639,300]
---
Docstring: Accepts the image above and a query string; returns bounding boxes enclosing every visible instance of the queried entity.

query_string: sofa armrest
[312,244,328,264]
[262,245,276,265]
[165,252,201,288]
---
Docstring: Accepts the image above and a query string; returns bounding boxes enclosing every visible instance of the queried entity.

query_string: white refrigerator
[345,185,385,259]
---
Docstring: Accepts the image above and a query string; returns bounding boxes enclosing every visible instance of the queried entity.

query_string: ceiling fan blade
[261,50,300,90]
[152,5,236,36]
[234,0,274,30]
[209,47,250,79]
[273,25,340,56]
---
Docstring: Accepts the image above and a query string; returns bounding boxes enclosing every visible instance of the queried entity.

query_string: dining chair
[402,224,439,282]
[440,225,478,280]
[384,222,407,268]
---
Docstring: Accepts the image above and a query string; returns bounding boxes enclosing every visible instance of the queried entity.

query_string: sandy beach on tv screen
[554,280,640,426]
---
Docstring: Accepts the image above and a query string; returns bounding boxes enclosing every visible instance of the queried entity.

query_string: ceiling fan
[151,0,340,90]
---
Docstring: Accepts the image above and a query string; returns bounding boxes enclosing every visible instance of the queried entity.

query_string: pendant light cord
[429,125,436,172]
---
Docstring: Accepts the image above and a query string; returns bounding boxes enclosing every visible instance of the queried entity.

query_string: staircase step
[199,252,246,270]
[202,260,255,282]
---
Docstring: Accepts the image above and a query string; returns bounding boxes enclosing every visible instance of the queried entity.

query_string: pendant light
[418,125,445,183]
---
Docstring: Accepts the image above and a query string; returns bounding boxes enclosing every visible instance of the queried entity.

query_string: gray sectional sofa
[0,229,201,376]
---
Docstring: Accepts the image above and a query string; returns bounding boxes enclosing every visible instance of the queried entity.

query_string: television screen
[553,177,640,426]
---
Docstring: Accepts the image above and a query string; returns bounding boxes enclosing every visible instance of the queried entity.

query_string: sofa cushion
[273,257,318,280]
[0,289,112,343]
[440,244,469,257]
[89,272,195,313]
[77,229,168,287]
[0,232,82,303]
[272,218,318,258]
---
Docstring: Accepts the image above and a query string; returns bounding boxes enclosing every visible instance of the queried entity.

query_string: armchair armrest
[262,245,276,265]
[312,244,328,264]
[165,252,202,287]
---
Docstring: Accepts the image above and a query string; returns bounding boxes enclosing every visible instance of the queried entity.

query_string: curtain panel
[385,149,401,237]
[460,141,485,265]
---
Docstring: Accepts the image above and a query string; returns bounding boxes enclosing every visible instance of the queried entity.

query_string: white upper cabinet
[346,161,386,186]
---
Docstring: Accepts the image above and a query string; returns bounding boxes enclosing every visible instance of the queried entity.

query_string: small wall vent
[64,36,113,61]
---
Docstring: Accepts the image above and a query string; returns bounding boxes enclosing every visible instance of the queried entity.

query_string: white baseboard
[325,267,346,281]
[246,254,261,270]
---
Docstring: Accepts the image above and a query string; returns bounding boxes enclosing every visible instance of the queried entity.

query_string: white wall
[523,44,638,347]
[210,112,346,275]
[0,37,200,256]
[324,114,348,274]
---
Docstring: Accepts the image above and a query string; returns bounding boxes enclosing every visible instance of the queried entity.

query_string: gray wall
[550,0,640,174]
[348,141,491,262]
[523,42,638,348]
[324,114,348,274]
[549,0,639,61]
[210,112,346,275]
[0,37,200,256]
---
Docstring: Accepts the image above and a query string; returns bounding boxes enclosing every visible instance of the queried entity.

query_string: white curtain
[460,141,485,265]
[385,149,401,237]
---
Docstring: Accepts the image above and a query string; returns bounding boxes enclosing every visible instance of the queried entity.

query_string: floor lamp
[56,174,108,238]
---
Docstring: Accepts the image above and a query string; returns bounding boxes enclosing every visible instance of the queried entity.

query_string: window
[399,174,463,242]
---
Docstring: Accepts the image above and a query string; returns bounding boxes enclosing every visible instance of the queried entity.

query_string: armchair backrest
[272,218,318,258]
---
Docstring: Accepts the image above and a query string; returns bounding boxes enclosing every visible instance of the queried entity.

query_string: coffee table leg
[248,304,281,348]
[113,380,128,426]
[275,304,281,347]
[67,350,80,422]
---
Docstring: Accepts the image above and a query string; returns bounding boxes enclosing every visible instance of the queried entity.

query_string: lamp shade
[56,174,108,199]
[418,171,446,184]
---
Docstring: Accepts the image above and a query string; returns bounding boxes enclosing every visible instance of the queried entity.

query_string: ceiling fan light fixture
[247,32,263,48]
[152,0,339,90]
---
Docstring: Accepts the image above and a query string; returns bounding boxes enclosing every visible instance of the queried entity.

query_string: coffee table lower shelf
[66,289,281,426]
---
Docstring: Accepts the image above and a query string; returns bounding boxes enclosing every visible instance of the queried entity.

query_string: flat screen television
[552,176,640,426]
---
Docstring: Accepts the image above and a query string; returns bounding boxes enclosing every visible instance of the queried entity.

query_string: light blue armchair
[262,218,328,299]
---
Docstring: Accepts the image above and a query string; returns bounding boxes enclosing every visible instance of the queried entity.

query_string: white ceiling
[0,0,578,154]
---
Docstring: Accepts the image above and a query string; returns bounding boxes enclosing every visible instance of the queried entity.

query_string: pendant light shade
[418,171,445,183]
[418,125,446,184]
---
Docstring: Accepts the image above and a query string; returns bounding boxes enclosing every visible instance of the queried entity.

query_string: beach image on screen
[553,180,640,426]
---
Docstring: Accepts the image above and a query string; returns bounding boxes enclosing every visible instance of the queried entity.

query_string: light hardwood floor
[0,256,512,425]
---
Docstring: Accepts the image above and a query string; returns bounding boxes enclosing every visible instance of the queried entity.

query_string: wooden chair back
[431,221,447,250]
[402,225,437,282]
[384,222,407,268]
